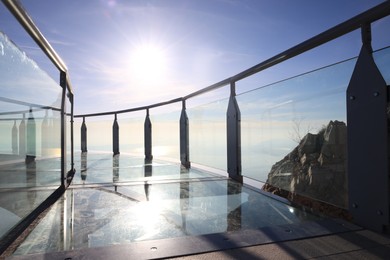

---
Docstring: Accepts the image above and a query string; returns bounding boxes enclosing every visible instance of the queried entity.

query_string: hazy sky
[1,0,389,114]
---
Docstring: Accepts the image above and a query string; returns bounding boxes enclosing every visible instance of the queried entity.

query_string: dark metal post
[113,113,120,155]
[81,117,87,153]
[41,110,49,156]
[19,113,26,156]
[347,23,389,232]
[60,71,67,187]
[144,109,153,160]
[180,99,190,168]
[12,120,18,154]
[26,108,36,163]
[227,82,242,183]
[69,93,75,171]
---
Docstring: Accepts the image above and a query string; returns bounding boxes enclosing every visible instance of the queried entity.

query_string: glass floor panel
[72,152,216,185]
[11,153,352,257]
[0,155,61,239]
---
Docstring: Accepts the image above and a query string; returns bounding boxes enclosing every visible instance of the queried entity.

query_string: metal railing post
[144,108,153,160]
[12,120,18,154]
[347,23,389,232]
[19,113,26,156]
[60,71,67,187]
[26,108,36,164]
[113,113,120,155]
[180,99,190,168]
[226,82,242,183]
[81,117,87,152]
[70,93,75,171]
[41,110,49,156]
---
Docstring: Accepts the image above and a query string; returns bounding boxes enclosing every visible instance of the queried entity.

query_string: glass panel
[187,98,228,171]
[0,32,62,239]
[374,46,390,84]
[118,111,145,156]
[151,103,181,161]
[372,17,390,51]
[81,116,112,152]
[0,33,62,110]
[0,108,61,157]
[237,58,356,208]
[73,118,81,153]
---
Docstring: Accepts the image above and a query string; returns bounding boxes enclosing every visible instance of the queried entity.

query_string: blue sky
[1,0,389,114]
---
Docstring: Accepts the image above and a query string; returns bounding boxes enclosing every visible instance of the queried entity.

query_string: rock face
[265,120,347,208]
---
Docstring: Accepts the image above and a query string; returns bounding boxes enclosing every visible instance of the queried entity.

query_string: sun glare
[129,44,168,86]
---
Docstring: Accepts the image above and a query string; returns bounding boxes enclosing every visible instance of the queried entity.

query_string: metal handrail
[73,1,390,118]
[74,97,183,118]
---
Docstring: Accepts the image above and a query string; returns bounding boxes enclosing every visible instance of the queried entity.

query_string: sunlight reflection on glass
[134,200,164,241]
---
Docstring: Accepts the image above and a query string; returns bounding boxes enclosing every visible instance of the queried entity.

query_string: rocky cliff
[264,120,347,208]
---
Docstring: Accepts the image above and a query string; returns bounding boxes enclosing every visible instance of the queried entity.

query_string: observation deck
[1,1,390,259]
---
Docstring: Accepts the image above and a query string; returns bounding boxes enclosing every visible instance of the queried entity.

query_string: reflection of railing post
[113,113,120,155]
[113,154,119,182]
[227,181,242,231]
[347,23,389,232]
[144,158,153,177]
[12,120,18,154]
[144,158,153,201]
[227,82,242,183]
[26,108,36,163]
[41,110,49,156]
[19,113,26,156]
[180,99,190,168]
[144,108,153,160]
[81,117,87,153]
[81,152,87,183]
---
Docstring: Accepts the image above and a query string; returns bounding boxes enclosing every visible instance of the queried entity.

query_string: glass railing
[0,31,63,239]
[0,1,74,251]
[151,103,181,161]
[117,112,145,156]
[73,107,182,161]
[188,98,228,171]
[237,57,356,208]
[73,49,390,210]
[374,46,390,84]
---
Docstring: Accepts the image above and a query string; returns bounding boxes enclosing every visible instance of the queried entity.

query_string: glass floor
[10,153,356,258]
[0,155,61,239]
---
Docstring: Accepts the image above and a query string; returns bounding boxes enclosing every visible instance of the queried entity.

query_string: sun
[129,43,168,86]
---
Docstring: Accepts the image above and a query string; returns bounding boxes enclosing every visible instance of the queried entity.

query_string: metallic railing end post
[81,116,87,153]
[347,32,389,232]
[60,71,67,188]
[25,107,36,164]
[227,81,242,183]
[113,113,120,155]
[144,109,153,160]
[180,99,191,169]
